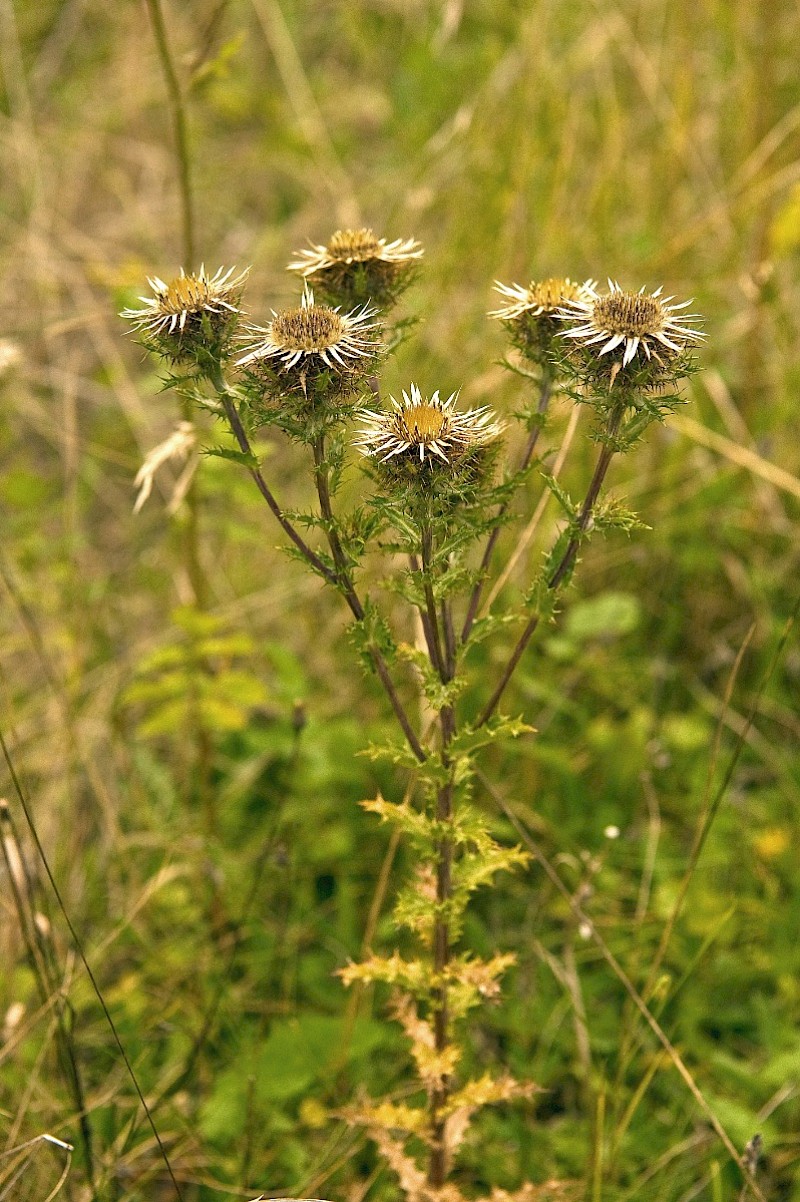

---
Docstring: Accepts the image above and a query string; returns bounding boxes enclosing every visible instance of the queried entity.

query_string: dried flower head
[121,266,248,361]
[237,286,380,396]
[356,384,503,465]
[133,420,198,515]
[558,280,704,382]
[490,278,590,322]
[490,277,595,365]
[0,340,21,376]
[287,229,423,308]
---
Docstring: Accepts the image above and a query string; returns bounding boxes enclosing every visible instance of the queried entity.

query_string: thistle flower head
[355,384,503,465]
[287,229,423,308]
[490,277,591,322]
[120,266,248,361]
[236,286,380,380]
[490,277,596,366]
[558,280,704,383]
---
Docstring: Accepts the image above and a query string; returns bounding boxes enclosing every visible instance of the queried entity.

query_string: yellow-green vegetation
[1,4,799,1202]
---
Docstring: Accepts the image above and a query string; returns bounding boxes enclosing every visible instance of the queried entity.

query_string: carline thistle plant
[121,264,249,364]
[122,234,704,1201]
[288,227,424,310]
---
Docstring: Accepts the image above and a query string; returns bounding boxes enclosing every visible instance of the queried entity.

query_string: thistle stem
[312,436,351,584]
[310,433,428,765]
[144,0,202,598]
[373,658,427,764]
[476,409,621,728]
[417,517,457,1187]
[408,553,441,672]
[460,371,552,646]
[420,524,446,681]
[441,597,456,680]
[145,0,216,824]
[428,702,455,1188]
[213,378,425,762]
[311,435,426,760]
[215,384,335,583]
[548,441,614,591]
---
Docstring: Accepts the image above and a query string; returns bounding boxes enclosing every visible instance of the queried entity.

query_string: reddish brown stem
[311,435,427,764]
[217,383,426,763]
[427,703,455,1188]
[476,418,620,729]
[219,391,335,583]
[460,372,552,646]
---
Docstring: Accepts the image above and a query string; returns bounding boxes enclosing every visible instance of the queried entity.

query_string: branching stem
[460,370,552,645]
[214,381,335,582]
[312,435,353,597]
[476,406,622,728]
[408,552,440,672]
[212,374,425,761]
[441,596,456,680]
[311,434,427,762]
[420,524,446,681]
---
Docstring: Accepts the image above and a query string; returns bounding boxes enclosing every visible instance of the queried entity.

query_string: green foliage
[121,606,272,738]
[203,443,262,469]
[3,4,800,1202]
[201,1014,388,1130]
[348,596,398,668]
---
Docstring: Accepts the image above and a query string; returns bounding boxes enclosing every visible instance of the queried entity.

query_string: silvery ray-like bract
[121,265,249,336]
[287,229,424,278]
[557,279,704,369]
[355,383,504,464]
[236,286,380,372]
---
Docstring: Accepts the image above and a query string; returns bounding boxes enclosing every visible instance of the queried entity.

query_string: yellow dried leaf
[443,1072,542,1116]
[345,1100,428,1136]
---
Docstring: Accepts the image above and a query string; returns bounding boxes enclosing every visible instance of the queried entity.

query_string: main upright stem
[422,524,457,1185]
[428,698,455,1187]
[428,769,454,1185]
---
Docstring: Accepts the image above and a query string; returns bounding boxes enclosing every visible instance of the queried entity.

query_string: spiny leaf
[449,716,535,759]
[447,953,517,994]
[203,444,261,469]
[442,1072,542,1117]
[339,953,431,997]
[540,471,577,518]
[361,795,434,842]
[454,843,531,896]
[343,1100,429,1137]
[592,496,649,533]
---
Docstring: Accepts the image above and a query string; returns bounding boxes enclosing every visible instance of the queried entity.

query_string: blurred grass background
[1,1,800,1199]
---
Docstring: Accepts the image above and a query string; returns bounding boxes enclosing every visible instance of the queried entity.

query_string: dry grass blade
[0,1134,73,1202]
[250,0,360,226]
[0,732,186,1202]
[672,412,800,501]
